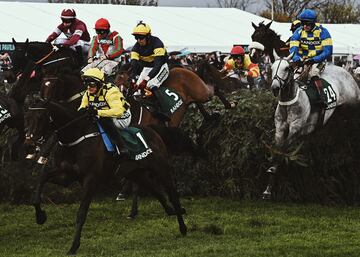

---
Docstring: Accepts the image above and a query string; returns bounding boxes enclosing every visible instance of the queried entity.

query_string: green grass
[1,197,360,257]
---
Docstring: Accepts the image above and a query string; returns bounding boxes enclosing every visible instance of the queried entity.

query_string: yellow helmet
[132,22,151,36]
[81,68,105,83]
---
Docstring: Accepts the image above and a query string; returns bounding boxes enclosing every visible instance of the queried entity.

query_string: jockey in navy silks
[129,21,170,121]
[290,9,333,107]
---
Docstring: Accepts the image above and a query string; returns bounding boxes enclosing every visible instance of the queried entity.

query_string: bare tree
[216,0,256,11]
[320,0,360,23]
[260,0,328,21]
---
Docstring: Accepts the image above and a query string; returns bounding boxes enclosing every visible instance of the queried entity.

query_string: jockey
[290,9,333,107]
[46,9,91,64]
[286,20,302,46]
[130,21,170,121]
[79,68,131,156]
[222,45,260,85]
[248,42,266,88]
[82,18,125,77]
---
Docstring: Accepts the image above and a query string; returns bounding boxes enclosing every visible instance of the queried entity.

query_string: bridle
[272,58,293,90]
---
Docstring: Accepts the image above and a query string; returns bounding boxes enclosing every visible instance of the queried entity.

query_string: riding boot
[312,76,328,107]
[75,46,84,68]
[99,118,129,156]
[151,87,171,122]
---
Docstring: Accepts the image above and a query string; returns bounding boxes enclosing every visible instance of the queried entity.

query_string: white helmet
[249,41,265,51]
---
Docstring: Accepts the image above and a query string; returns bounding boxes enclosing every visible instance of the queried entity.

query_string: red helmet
[230,46,245,56]
[61,9,76,19]
[95,18,110,30]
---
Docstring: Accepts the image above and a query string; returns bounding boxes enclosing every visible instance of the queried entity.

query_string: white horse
[262,53,360,199]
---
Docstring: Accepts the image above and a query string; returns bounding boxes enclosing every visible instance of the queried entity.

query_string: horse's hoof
[127,213,137,220]
[180,207,186,215]
[261,192,271,201]
[229,101,237,108]
[209,112,221,121]
[36,210,47,225]
[180,225,187,236]
[266,166,277,174]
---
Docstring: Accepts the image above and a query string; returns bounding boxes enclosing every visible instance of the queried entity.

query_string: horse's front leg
[67,174,95,256]
[32,164,50,225]
[214,88,236,109]
[262,115,288,200]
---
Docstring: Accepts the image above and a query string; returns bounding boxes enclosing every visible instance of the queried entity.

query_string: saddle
[97,122,152,160]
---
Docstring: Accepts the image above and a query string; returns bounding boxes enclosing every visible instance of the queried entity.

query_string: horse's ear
[273,49,280,60]
[252,22,258,29]
[266,21,273,29]
[12,38,17,47]
[286,52,294,61]
[25,38,29,44]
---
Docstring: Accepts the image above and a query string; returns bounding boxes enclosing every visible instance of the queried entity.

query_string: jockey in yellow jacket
[222,45,260,85]
[79,68,131,155]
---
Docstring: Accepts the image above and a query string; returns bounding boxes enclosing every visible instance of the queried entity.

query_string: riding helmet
[82,68,105,84]
[61,9,76,19]
[132,22,151,35]
[95,18,110,30]
[230,46,245,56]
[298,9,317,22]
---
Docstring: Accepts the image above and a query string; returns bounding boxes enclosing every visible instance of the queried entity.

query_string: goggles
[61,18,74,24]
[301,20,314,26]
[231,55,243,60]
[96,29,108,35]
[134,35,147,40]
[82,78,101,88]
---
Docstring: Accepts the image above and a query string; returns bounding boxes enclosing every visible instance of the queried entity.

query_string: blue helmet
[298,9,317,22]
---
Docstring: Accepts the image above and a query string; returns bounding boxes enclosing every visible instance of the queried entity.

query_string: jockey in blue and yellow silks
[79,68,131,155]
[290,9,333,107]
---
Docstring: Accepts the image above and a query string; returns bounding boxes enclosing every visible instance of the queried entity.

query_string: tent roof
[1,2,359,54]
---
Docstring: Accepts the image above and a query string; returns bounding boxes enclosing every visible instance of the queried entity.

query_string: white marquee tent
[1,1,360,56]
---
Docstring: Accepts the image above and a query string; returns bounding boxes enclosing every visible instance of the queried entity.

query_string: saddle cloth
[0,95,13,125]
[141,86,184,117]
[97,122,152,160]
[303,78,337,112]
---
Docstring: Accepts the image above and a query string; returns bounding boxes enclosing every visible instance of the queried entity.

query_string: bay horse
[251,21,289,62]
[262,53,360,199]
[115,62,236,127]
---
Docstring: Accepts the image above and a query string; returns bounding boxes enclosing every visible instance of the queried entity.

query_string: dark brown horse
[27,73,188,255]
[251,21,289,62]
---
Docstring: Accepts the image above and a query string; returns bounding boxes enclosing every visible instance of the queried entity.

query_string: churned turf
[1,197,360,257]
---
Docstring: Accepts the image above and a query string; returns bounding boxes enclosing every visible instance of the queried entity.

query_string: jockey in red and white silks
[46,9,90,56]
[82,18,125,76]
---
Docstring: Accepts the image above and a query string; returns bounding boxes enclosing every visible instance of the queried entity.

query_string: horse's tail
[148,125,196,155]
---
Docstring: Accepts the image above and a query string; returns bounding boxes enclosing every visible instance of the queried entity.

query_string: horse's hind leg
[128,171,176,216]
[152,161,187,236]
[32,164,49,225]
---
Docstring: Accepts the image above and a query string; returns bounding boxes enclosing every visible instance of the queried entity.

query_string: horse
[26,69,189,254]
[251,21,289,62]
[115,62,236,127]
[262,53,360,199]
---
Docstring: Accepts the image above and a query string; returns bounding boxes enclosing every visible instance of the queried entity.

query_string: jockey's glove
[138,79,148,90]
[87,106,98,120]
[99,55,108,61]
[304,59,316,66]
[87,57,93,64]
